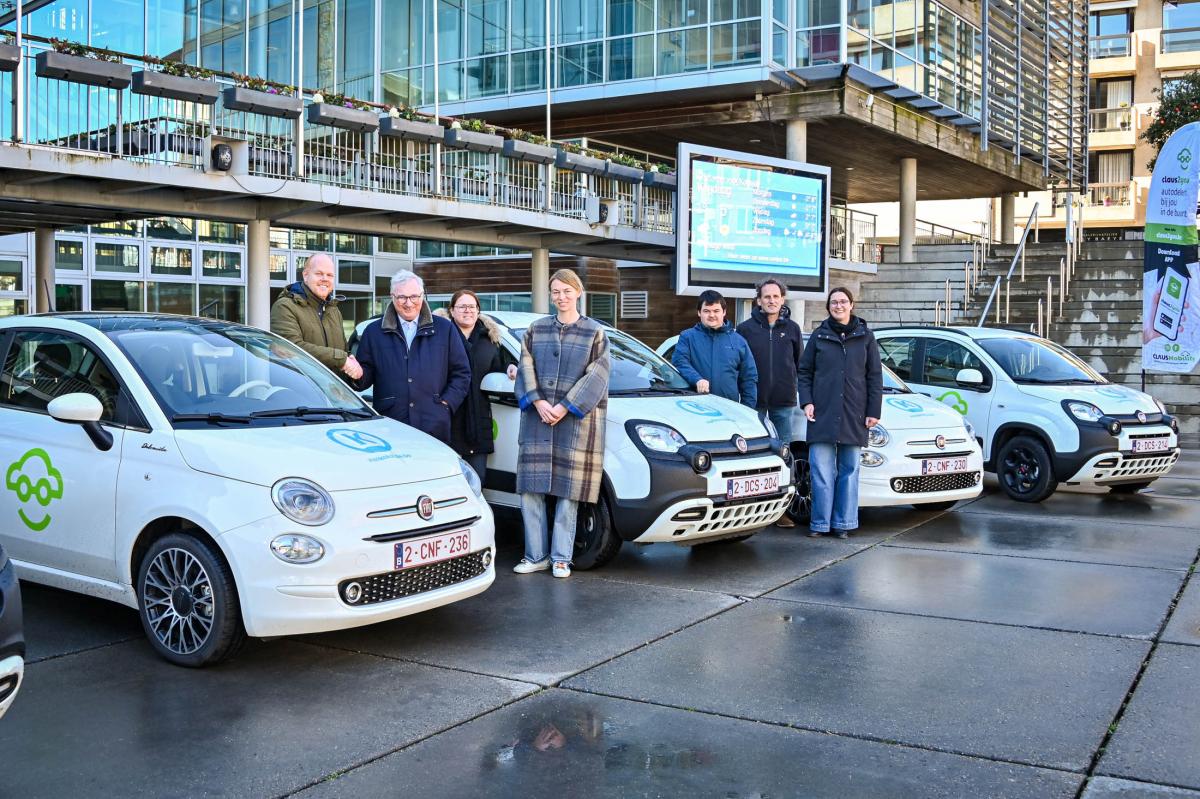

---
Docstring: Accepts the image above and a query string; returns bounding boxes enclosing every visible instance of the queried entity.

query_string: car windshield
[978,336,1105,384]
[881,365,911,393]
[508,326,692,394]
[95,318,373,427]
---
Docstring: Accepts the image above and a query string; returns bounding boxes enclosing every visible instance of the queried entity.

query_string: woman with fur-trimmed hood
[437,291,517,481]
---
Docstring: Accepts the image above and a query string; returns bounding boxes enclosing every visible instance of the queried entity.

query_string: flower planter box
[642,171,677,191]
[132,70,219,104]
[307,102,379,132]
[604,162,645,183]
[444,128,503,153]
[222,86,303,119]
[0,43,20,73]
[35,50,132,89]
[502,138,557,164]
[555,147,606,176]
[379,117,444,144]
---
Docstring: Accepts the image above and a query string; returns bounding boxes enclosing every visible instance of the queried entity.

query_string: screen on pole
[675,143,830,299]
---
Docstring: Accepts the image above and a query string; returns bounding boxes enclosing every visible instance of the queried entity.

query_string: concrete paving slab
[1163,574,1200,647]
[1100,644,1200,790]
[959,490,1200,530]
[825,505,946,543]
[1138,477,1200,502]
[0,639,536,798]
[564,599,1148,771]
[295,690,1082,799]
[889,512,1199,571]
[1083,777,1200,798]
[766,547,1185,638]
[568,526,861,597]
[18,581,141,663]
[299,568,740,685]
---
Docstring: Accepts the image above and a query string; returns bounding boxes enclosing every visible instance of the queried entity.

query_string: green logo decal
[1167,276,1183,298]
[936,390,969,415]
[492,418,499,441]
[1179,148,1193,171]
[5,448,64,532]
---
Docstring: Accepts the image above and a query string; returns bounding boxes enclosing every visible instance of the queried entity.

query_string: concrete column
[246,220,271,329]
[34,227,55,313]
[531,247,550,314]
[785,120,807,162]
[786,298,805,329]
[899,157,917,263]
[1000,193,1016,245]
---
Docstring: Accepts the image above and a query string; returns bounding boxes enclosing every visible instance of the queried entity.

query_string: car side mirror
[955,368,984,388]
[48,393,113,451]
[481,372,515,395]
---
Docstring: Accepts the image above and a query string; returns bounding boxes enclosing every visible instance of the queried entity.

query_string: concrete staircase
[859,240,1198,446]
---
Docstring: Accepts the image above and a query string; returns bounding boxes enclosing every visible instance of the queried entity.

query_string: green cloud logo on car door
[936,390,969,415]
[5,448,64,531]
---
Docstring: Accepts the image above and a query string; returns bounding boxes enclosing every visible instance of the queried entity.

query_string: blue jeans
[808,442,861,533]
[761,407,795,444]
[520,493,578,564]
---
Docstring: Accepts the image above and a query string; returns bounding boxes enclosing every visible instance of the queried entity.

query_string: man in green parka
[270,253,362,380]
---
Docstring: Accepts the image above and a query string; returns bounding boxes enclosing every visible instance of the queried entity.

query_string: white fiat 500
[354,312,793,569]
[0,314,495,667]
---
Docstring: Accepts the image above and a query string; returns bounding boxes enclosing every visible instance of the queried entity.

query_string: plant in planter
[224,73,302,119]
[37,38,132,88]
[379,105,444,143]
[502,127,556,164]
[134,56,219,104]
[307,88,379,131]
[444,118,503,153]
[0,34,18,73]
[604,152,645,183]
[554,141,607,175]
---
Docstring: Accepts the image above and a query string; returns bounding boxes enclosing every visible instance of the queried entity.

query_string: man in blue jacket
[355,269,471,444]
[672,290,758,408]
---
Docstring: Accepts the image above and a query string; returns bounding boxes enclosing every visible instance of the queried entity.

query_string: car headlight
[860,450,885,467]
[460,458,484,498]
[636,423,687,453]
[1067,401,1104,423]
[867,424,889,448]
[1153,397,1167,414]
[962,416,976,439]
[271,478,334,526]
[763,416,778,439]
[270,534,325,564]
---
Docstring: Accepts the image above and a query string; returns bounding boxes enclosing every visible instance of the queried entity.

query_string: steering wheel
[229,379,275,398]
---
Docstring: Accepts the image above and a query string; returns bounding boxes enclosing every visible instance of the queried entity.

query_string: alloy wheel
[142,547,215,656]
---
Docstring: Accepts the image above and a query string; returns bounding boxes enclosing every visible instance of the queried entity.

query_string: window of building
[1164,0,1200,54]
[56,240,85,271]
[145,217,196,241]
[201,249,243,279]
[198,284,245,322]
[339,258,371,286]
[1088,151,1133,205]
[148,282,197,315]
[91,280,145,312]
[1089,9,1132,58]
[197,221,245,245]
[0,259,23,292]
[150,246,194,277]
[1089,78,1133,132]
[55,284,83,312]
[94,242,141,274]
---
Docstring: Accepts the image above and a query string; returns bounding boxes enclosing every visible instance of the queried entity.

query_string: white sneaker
[552,562,571,578]
[513,559,550,574]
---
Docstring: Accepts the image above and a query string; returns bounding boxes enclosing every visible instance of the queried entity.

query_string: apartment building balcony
[1035,181,1142,230]
[1090,34,1137,77]
[1088,107,1138,150]
[1157,27,1200,71]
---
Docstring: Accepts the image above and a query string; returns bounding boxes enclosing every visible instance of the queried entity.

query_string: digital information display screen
[675,144,829,299]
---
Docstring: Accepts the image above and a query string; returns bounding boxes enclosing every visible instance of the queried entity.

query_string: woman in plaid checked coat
[512,269,611,579]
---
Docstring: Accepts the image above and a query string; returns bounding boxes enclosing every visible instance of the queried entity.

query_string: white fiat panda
[0,314,496,667]
[354,312,794,569]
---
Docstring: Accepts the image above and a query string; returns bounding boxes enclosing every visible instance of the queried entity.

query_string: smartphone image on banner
[1153,266,1191,341]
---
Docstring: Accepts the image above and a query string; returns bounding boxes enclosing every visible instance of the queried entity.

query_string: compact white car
[874,326,1181,502]
[657,335,983,515]
[354,313,793,568]
[0,314,495,667]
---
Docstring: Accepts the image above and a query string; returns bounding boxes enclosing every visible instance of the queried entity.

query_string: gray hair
[389,269,424,294]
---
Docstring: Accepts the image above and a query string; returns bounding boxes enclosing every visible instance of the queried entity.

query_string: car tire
[137,532,246,667]
[996,435,1057,503]
[787,458,812,524]
[915,500,958,511]
[1109,481,1155,494]
[573,496,622,570]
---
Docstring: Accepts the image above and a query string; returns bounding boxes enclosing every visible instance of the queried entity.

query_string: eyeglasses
[829,299,852,306]
[452,304,479,312]
[391,294,424,304]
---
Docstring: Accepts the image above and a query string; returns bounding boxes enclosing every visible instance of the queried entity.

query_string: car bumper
[858,444,984,507]
[1063,448,1182,485]
[631,489,794,544]
[0,654,22,721]
[219,485,497,638]
[0,555,24,720]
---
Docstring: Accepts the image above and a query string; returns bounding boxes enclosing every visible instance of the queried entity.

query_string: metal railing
[914,219,982,245]
[1088,107,1134,133]
[1162,26,1200,54]
[830,206,879,264]
[1089,33,1133,59]
[1087,181,1133,207]
[1,40,676,235]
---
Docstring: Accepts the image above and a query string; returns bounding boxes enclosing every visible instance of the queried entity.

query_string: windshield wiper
[881,386,910,394]
[171,412,253,425]
[1015,377,1098,385]
[250,406,375,419]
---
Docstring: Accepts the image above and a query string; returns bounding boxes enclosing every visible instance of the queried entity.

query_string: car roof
[0,312,248,333]
[873,325,1037,341]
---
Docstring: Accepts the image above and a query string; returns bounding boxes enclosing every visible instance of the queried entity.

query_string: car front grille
[893,471,981,494]
[338,550,489,606]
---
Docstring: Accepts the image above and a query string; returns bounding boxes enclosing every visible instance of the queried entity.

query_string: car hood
[879,391,973,431]
[173,417,462,490]
[609,394,769,442]
[1015,383,1160,415]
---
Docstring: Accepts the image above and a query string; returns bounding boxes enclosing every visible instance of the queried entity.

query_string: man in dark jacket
[672,290,757,408]
[269,253,363,380]
[355,269,471,444]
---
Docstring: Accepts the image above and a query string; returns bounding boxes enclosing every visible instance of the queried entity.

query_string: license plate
[394,530,471,570]
[921,457,969,475]
[726,474,781,500]
[1132,437,1170,453]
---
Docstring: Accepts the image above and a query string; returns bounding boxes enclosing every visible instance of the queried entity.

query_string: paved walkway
[3,455,1198,798]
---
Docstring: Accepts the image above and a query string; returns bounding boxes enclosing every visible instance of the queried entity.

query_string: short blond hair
[549,268,584,293]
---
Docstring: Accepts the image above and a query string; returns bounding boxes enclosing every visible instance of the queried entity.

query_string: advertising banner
[1143,121,1200,373]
